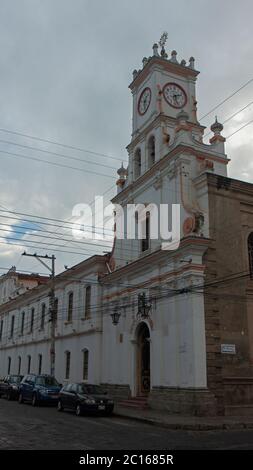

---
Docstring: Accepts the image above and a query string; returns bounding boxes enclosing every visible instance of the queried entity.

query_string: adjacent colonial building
[0,41,253,416]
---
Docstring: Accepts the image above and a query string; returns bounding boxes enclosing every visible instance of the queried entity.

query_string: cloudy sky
[0,0,252,275]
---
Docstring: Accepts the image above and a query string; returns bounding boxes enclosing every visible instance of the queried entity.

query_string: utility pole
[22,252,56,377]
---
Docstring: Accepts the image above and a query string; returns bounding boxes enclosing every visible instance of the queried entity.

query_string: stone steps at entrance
[119,396,149,410]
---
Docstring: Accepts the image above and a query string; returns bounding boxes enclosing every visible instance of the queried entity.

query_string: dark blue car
[19,374,61,406]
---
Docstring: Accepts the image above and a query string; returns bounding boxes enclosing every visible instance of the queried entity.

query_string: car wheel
[57,400,64,412]
[32,393,39,407]
[18,393,24,404]
[75,404,82,417]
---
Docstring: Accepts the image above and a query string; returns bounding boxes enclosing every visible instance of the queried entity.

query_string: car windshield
[10,375,23,384]
[9,376,23,384]
[36,376,59,387]
[79,384,106,395]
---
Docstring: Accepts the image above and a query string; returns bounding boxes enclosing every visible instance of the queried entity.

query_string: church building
[0,39,253,416]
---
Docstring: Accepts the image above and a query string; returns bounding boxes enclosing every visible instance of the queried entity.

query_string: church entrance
[136,322,150,395]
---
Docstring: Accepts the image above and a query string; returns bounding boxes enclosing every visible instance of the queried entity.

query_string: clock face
[163,83,187,109]
[138,87,151,115]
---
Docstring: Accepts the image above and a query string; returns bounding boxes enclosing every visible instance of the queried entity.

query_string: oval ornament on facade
[183,216,195,235]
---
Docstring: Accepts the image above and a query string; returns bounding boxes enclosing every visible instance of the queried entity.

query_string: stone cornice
[100,236,210,284]
[0,255,106,314]
[129,56,199,91]
[112,144,229,204]
[127,113,205,151]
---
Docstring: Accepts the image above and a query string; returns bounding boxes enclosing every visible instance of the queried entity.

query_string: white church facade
[1,40,253,416]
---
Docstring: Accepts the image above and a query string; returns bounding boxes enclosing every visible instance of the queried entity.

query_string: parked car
[57,383,114,416]
[19,374,61,406]
[0,375,23,400]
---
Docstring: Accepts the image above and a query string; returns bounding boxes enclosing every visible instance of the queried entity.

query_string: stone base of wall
[100,383,131,401]
[223,377,253,407]
[148,386,218,416]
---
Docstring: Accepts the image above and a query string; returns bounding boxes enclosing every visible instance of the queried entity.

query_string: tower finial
[159,32,168,48]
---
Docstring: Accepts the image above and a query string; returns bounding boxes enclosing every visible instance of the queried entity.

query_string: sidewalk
[114,405,253,431]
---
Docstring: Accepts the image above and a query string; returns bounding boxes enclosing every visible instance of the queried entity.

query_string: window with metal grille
[141,212,150,252]
[65,351,71,379]
[84,286,91,319]
[38,354,42,375]
[82,349,89,381]
[0,319,3,341]
[18,356,21,374]
[248,233,253,278]
[67,292,73,322]
[41,304,46,330]
[10,316,15,338]
[7,357,11,374]
[20,311,25,335]
[30,308,34,333]
[27,355,31,374]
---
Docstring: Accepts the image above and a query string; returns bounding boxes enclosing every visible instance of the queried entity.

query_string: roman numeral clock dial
[163,82,187,108]
[138,87,151,115]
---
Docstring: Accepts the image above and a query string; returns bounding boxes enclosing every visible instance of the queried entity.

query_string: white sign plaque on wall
[221,344,236,354]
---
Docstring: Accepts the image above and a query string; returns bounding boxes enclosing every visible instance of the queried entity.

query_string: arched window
[65,351,71,379]
[7,357,11,374]
[54,298,58,323]
[27,355,31,374]
[38,354,42,375]
[20,311,25,335]
[134,148,141,179]
[148,135,155,167]
[82,349,89,381]
[0,319,3,341]
[84,286,91,319]
[10,315,15,338]
[67,292,73,322]
[41,303,46,330]
[248,233,253,278]
[18,356,21,375]
[141,212,150,252]
[30,308,35,333]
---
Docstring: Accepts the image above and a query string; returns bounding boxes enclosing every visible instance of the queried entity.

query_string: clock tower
[127,39,209,183]
[112,37,228,270]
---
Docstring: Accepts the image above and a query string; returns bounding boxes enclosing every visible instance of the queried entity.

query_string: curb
[114,410,253,431]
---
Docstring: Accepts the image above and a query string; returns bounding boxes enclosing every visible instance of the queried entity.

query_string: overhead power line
[0,148,115,179]
[0,138,119,170]
[0,127,126,162]
[199,77,253,121]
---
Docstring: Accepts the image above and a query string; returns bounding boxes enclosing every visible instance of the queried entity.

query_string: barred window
[18,356,21,375]
[0,319,3,341]
[30,308,35,333]
[38,354,42,375]
[84,286,91,319]
[10,316,15,338]
[67,292,73,322]
[41,304,46,330]
[248,233,253,278]
[82,349,89,381]
[27,355,31,374]
[65,351,71,379]
[21,311,25,335]
[7,357,11,374]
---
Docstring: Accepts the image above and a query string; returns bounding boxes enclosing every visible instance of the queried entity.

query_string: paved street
[0,398,253,450]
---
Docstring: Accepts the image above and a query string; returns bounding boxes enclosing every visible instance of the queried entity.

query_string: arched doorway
[136,322,150,395]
